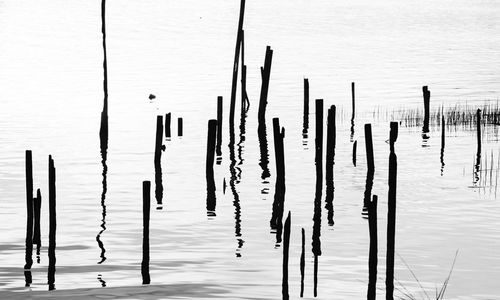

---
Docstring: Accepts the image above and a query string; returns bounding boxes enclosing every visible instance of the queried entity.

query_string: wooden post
[300,228,305,298]
[325,105,336,226]
[282,211,291,300]
[229,0,246,127]
[367,195,378,300]
[258,46,273,123]
[386,122,398,300]
[48,155,56,291]
[422,86,430,133]
[440,110,445,175]
[141,181,151,284]
[270,118,285,242]
[312,99,323,297]
[165,112,171,138]
[353,140,357,167]
[154,116,163,207]
[363,124,375,211]
[24,150,34,287]
[477,109,482,154]
[99,0,109,151]
[303,78,310,138]
[216,97,223,157]
[178,117,183,137]
[351,82,355,120]
[206,120,218,215]
[33,189,42,259]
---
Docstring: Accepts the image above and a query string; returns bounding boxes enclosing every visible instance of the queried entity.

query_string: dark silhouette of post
[240,30,249,115]
[33,189,42,261]
[476,109,482,154]
[303,78,310,143]
[422,86,430,133]
[312,99,323,297]
[325,105,336,226]
[165,113,171,139]
[386,122,398,300]
[216,96,223,158]
[24,150,34,287]
[367,195,378,300]
[206,120,218,216]
[48,155,56,291]
[154,116,164,207]
[141,181,151,284]
[300,228,305,298]
[353,140,357,167]
[363,124,375,214]
[271,118,286,243]
[99,0,109,152]
[282,211,291,300]
[350,82,355,141]
[440,110,445,175]
[258,46,273,123]
[229,0,246,127]
[178,117,183,137]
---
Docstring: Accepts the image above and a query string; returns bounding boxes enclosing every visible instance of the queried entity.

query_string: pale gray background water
[0,0,499,299]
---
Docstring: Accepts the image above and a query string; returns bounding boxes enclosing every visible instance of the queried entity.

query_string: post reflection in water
[229,121,244,257]
[96,143,108,267]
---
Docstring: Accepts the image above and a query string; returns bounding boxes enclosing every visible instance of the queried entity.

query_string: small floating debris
[149,94,156,100]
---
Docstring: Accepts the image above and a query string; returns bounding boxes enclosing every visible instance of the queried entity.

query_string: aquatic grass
[396,250,459,300]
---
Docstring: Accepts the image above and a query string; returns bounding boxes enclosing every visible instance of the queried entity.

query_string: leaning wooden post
[229,0,246,127]
[367,195,378,300]
[422,86,430,133]
[257,46,273,123]
[206,120,218,215]
[24,150,34,287]
[282,211,291,300]
[141,181,151,284]
[386,122,398,300]
[48,155,57,291]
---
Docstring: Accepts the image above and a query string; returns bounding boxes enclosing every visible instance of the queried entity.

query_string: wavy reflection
[229,122,244,257]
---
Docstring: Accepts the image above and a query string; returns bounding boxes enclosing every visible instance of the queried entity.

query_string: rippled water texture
[0,0,499,299]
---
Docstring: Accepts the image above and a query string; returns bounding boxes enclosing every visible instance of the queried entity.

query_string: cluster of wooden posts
[18,0,483,296]
[23,152,57,290]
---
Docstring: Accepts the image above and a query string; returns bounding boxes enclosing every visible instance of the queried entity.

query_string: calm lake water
[0,0,499,299]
